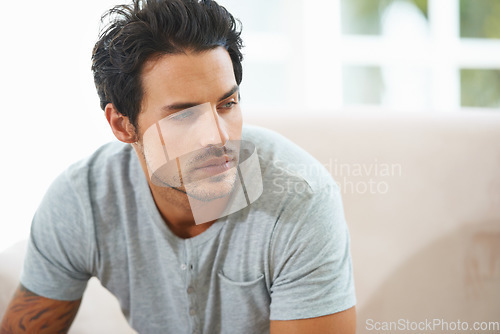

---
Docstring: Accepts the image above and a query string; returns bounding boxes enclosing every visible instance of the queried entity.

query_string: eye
[219,101,237,110]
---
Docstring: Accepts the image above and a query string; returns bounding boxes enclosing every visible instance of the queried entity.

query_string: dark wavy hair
[91,0,243,129]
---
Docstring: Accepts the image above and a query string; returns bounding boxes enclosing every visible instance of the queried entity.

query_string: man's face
[135,47,243,201]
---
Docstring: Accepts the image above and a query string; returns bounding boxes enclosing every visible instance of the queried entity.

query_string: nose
[199,104,229,148]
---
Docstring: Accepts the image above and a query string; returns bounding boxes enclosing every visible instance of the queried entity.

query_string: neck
[133,143,225,238]
[149,184,216,239]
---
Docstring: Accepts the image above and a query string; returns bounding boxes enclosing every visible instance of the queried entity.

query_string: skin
[270,307,356,334]
[1,47,356,333]
[107,47,243,238]
[109,47,358,333]
[0,285,81,334]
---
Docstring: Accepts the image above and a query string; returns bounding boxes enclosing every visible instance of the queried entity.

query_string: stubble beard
[184,167,238,202]
[136,141,238,202]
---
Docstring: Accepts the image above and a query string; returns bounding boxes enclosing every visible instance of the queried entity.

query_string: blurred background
[0,0,499,332]
[223,0,500,112]
[0,0,499,260]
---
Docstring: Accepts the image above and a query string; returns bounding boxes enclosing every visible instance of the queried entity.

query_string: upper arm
[269,183,356,320]
[21,170,93,300]
[270,306,356,334]
[0,284,81,334]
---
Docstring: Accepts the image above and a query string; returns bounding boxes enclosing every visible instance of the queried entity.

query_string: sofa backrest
[2,112,499,333]
[246,111,500,332]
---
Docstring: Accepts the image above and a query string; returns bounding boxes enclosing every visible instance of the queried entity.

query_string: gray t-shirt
[21,125,356,334]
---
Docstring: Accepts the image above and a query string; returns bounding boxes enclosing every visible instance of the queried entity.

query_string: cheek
[223,107,243,139]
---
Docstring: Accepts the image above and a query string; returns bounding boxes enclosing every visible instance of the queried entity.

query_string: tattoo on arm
[0,285,81,334]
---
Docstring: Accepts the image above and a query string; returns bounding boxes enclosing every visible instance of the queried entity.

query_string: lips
[196,156,229,168]
[194,155,236,174]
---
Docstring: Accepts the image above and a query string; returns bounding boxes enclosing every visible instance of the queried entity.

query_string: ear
[105,103,137,143]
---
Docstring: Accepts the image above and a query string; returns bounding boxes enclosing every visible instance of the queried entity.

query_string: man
[0,0,356,333]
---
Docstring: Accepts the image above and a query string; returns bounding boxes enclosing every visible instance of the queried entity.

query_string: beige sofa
[1,111,500,333]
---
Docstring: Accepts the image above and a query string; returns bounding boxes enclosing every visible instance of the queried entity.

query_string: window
[219,0,500,113]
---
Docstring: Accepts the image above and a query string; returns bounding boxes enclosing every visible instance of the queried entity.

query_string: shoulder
[240,124,346,241]
[64,141,136,184]
[242,124,337,194]
[239,125,343,242]
[19,143,135,300]
[37,141,140,227]
[58,142,140,200]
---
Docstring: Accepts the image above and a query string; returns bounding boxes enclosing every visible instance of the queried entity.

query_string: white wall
[0,1,119,251]
[0,0,306,252]
[0,0,295,252]
[1,0,498,252]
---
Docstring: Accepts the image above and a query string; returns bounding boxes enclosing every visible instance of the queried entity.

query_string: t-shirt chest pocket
[216,270,270,334]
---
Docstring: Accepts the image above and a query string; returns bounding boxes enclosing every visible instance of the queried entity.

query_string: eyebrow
[161,85,239,113]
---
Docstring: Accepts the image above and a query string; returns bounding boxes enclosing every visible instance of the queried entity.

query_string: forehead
[140,47,236,107]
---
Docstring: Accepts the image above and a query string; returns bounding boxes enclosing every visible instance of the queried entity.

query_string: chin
[185,168,238,202]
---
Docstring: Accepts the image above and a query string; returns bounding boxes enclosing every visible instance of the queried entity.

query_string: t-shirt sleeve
[268,181,356,320]
[20,170,94,301]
